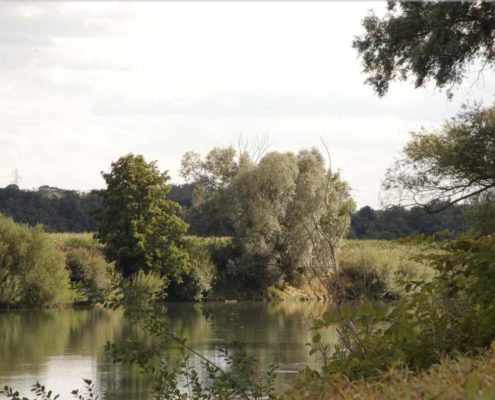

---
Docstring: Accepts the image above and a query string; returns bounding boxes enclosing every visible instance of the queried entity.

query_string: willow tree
[227,149,355,291]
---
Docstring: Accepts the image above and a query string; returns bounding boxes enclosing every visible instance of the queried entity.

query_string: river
[0,302,338,399]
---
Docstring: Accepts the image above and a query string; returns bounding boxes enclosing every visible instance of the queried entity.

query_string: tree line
[0,182,476,239]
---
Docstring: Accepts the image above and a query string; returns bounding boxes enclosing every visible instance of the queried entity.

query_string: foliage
[0,183,475,240]
[166,236,219,301]
[180,148,238,237]
[350,204,468,239]
[1,380,107,400]
[64,248,113,304]
[49,233,114,304]
[306,235,495,381]
[383,104,495,210]
[353,1,495,97]
[95,154,190,285]
[0,185,101,233]
[227,149,355,292]
[181,147,239,192]
[180,147,355,293]
[0,214,72,307]
[466,191,495,235]
[287,344,495,400]
[109,269,165,316]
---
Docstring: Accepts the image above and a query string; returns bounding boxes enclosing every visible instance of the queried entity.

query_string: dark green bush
[65,247,113,304]
[167,236,222,301]
[333,263,392,301]
[0,214,72,307]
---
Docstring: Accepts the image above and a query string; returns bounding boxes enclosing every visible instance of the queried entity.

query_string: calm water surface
[0,302,338,399]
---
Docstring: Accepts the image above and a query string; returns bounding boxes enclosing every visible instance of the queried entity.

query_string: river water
[0,302,338,399]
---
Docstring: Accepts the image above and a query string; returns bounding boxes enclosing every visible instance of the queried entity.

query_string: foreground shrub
[0,214,72,307]
[308,235,495,381]
[288,343,495,399]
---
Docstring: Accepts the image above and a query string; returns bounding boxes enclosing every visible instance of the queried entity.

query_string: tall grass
[336,240,431,300]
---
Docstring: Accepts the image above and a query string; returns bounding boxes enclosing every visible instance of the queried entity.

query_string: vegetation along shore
[3,1,495,399]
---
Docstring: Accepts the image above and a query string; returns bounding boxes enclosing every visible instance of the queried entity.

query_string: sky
[1,1,494,208]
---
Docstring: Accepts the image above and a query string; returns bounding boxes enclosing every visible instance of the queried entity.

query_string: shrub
[289,343,495,399]
[166,236,223,301]
[65,247,113,304]
[0,214,72,307]
[50,232,114,304]
[308,235,495,381]
[112,270,166,315]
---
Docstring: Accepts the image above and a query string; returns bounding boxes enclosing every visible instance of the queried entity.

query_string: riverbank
[51,232,429,304]
[0,212,430,309]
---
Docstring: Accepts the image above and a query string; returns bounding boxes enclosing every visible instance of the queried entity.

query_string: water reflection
[0,303,338,399]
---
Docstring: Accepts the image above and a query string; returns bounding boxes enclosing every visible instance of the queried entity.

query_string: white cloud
[0,1,493,208]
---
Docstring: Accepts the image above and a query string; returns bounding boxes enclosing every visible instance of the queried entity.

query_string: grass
[336,240,432,300]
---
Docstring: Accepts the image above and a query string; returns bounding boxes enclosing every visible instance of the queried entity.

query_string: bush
[0,214,73,307]
[50,232,114,304]
[113,270,166,315]
[289,343,495,399]
[65,247,113,303]
[167,236,223,301]
[308,235,495,381]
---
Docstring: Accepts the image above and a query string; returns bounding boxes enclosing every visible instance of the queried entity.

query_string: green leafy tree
[466,191,495,235]
[95,154,189,282]
[353,1,495,97]
[384,104,495,210]
[180,147,240,236]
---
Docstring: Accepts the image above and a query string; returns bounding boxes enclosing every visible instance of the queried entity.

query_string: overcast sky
[1,1,494,208]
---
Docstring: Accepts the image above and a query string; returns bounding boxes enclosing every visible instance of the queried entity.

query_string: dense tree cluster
[182,146,354,289]
[0,185,101,232]
[0,183,195,234]
[350,204,468,240]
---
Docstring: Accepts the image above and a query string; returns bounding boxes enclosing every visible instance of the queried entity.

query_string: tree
[353,1,495,97]
[95,154,189,280]
[227,149,355,290]
[466,191,495,235]
[383,104,495,210]
[180,147,239,236]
